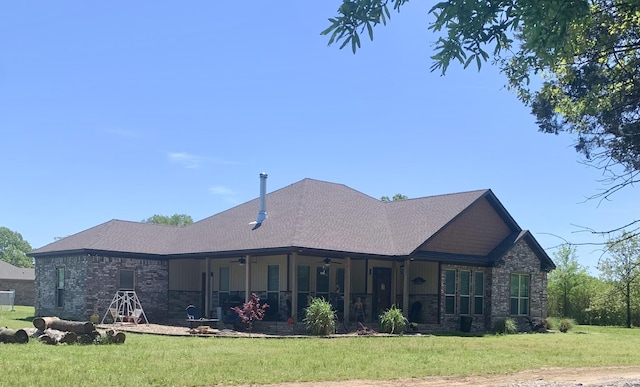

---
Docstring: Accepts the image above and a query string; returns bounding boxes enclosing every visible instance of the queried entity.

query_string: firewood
[22,327,44,338]
[0,327,29,344]
[38,329,77,345]
[32,316,60,331]
[96,329,126,344]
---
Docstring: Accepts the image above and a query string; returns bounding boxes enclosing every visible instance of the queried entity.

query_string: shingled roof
[0,260,35,281]
[29,178,547,265]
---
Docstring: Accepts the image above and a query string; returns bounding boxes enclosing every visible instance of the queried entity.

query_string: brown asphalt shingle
[0,260,35,280]
[29,178,494,257]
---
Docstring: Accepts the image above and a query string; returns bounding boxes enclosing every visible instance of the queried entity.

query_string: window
[119,270,134,290]
[266,265,279,319]
[56,268,64,308]
[460,271,470,315]
[316,266,330,300]
[473,272,484,314]
[297,265,310,320]
[445,269,456,314]
[510,274,530,315]
[219,267,230,306]
[335,267,345,294]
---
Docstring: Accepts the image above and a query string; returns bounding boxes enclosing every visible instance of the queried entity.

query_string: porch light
[238,257,246,266]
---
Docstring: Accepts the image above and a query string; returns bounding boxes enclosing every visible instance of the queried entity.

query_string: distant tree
[0,227,33,268]
[142,214,194,227]
[598,232,640,328]
[380,193,408,202]
[547,244,593,320]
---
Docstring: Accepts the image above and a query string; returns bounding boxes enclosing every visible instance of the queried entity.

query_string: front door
[372,267,392,318]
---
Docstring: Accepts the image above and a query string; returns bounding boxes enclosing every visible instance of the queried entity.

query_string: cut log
[32,316,60,331]
[96,329,126,344]
[0,327,29,344]
[38,329,77,345]
[22,327,44,338]
[76,330,100,344]
[33,317,94,334]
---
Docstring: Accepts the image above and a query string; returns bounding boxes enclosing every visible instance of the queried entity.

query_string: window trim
[444,269,456,315]
[510,273,530,316]
[473,271,484,315]
[119,269,135,290]
[56,267,64,308]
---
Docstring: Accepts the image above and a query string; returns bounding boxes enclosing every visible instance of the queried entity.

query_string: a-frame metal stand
[101,290,149,325]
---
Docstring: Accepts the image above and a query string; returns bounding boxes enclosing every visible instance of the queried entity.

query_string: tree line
[547,233,640,328]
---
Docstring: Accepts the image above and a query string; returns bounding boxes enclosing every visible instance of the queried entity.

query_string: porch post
[344,256,351,324]
[291,252,298,321]
[206,257,211,318]
[245,254,251,303]
[403,258,410,317]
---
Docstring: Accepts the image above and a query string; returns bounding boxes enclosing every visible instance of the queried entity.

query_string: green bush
[493,317,518,334]
[379,305,407,334]
[303,297,336,335]
[558,318,574,333]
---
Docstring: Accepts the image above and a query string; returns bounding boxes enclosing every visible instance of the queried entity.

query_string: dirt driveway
[245,366,640,387]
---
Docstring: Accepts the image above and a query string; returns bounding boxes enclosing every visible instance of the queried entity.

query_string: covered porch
[167,251,440,326]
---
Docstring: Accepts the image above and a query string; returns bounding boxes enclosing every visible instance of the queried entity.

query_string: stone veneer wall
[35,255,169,322]
[489,239,548,329]
[0,279,35,306]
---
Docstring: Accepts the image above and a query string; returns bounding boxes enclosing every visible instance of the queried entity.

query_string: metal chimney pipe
[256,172,268,224]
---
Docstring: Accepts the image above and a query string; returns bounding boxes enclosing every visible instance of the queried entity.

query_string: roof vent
[249,172,268,229]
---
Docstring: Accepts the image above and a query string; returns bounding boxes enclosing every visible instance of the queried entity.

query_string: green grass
[2,306,639,387]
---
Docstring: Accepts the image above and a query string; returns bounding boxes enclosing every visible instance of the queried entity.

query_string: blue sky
[1,1,637,273]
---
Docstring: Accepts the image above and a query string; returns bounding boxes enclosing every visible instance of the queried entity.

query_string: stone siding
[489,239,548,330]
[35,255,168,322]
[0,279,35,306]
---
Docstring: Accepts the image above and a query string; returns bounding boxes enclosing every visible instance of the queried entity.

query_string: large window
[56,268,64,308]
[473,272,484,314]
[459,271,470,315]
[445,269,484,315]
[119,270,135,290]
[510,274,530,315]
[219,266,230,307]
[266,265,279,319]
[445,269,456,314]
[316,266,330,301]
[297,265,310,320]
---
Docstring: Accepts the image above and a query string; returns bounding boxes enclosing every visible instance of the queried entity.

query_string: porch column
[206,257,211,318]
[344,256,351,324]
[403,258,410,317]
[244,254,251,303]
[291,252,298,321]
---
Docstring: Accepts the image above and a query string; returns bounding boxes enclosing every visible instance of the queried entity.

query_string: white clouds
[209,185,234,195]
[209,185,239,204]
[168,152,240,169]
[168,152,201,169]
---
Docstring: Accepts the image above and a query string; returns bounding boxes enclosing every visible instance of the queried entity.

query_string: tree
[546,244,592,320]
[598,232,640,327]
[0,227,33,268]
[142,214,193,227]
[380,193,408,202]
[323,0,640,237]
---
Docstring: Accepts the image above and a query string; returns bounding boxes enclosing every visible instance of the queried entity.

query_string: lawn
[1,306,639,387]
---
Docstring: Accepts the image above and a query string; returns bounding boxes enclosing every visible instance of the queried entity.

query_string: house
[0,260,35,306]
[28,177,555,332]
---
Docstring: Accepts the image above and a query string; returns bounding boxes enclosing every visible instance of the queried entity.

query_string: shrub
[493,317,518,334]
[303,297,335,335]
[379,305,407,334]
[232,293,269,333]
[558,318,574,333]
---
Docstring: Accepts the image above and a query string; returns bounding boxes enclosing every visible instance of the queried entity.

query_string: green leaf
[366,21,374,40]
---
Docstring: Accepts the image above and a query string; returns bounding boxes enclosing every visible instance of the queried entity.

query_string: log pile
[0,317,126,345]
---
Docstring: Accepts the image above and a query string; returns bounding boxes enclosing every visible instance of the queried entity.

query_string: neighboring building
[28,178,554,331]
[0,260,35,306]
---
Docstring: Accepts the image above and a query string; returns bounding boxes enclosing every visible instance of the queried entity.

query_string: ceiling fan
[231,257,255,265]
